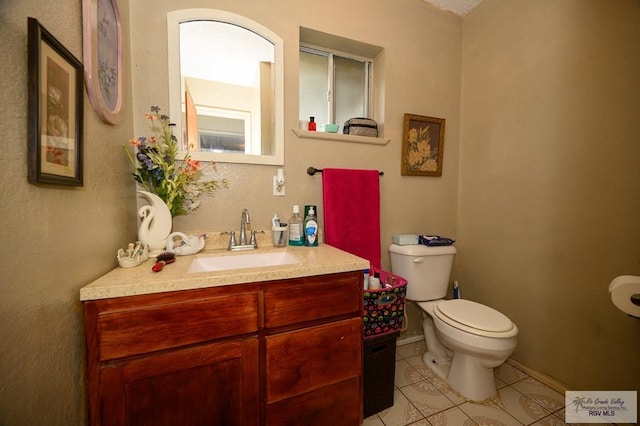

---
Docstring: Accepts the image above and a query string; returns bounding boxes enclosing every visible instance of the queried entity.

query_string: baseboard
[396,334,423,346]
[507,357,571,395]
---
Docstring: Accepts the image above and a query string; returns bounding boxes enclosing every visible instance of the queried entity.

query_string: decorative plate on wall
[82,0,123,125]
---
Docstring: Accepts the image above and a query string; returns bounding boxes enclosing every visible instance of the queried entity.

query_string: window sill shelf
[291,128,390,145]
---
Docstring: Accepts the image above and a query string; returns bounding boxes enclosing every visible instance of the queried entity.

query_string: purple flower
[137,152,156,170]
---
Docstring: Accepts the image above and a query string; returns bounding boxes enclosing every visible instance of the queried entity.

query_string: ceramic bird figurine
[137,191,172,253]
[165,232,207,256]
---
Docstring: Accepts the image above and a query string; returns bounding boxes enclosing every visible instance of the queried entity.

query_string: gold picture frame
[401,113,445,177]
[27,17,84,186]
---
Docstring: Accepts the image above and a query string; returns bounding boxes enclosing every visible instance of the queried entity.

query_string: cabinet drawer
[264,272,362,328]
[265,317,362,402]
[94,291,258,361]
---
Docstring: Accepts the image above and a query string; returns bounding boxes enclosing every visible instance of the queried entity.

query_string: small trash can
[363,331,400,418]
[362,270,407,417]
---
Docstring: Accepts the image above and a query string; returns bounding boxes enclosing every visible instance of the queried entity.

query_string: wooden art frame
[28,17,84,186]
[401,113,446,177]
[83,0,123,124]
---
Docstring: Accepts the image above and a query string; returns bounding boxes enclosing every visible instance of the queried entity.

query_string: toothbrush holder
[272,226,288,247]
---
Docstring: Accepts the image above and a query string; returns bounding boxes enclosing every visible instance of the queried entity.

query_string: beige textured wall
[458,0,640,391]
[0,0,135,424]
[2,0,637,423]
[1,0,460,423]
[130,0,462,269]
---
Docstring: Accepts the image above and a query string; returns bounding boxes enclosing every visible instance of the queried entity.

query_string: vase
[137,191,173,254]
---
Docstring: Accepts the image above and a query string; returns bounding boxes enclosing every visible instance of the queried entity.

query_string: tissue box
[363,271,407,339]
[392,234,419,245]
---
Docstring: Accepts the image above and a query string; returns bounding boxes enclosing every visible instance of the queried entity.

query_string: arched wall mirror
[167,9,284,165]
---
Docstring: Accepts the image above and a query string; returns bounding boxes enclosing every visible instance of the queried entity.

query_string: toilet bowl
[420,299,518,401]
[389,243,518,401]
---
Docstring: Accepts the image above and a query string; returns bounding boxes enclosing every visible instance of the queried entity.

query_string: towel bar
[307,167,384,176]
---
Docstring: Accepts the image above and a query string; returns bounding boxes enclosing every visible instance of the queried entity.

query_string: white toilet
[389,244,518,401]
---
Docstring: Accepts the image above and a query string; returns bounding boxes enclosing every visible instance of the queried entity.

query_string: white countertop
[80,243,369,301]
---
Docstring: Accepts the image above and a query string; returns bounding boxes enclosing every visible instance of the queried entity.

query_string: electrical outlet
[273,176,285,196]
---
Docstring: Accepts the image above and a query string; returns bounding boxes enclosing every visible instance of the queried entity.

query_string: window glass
[299,47,371,130]
[299,50,329,126]
[334,56,367,127]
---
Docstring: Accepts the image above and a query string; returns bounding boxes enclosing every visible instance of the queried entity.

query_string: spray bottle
[453,281,461,299]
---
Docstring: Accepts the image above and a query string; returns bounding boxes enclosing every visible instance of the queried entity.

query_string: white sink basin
[188,251,300,273]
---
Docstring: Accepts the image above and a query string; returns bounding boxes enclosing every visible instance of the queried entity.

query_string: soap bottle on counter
[303,206,318,246]
[308,116,316,131]
[288,205,304,246]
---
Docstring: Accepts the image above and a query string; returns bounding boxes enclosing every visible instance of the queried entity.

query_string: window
[299,46,372,129]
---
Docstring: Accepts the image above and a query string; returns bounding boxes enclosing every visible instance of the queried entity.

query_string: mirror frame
[167,9,284,165]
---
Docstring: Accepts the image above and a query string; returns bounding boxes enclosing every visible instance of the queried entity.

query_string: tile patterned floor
[364,340,572,426]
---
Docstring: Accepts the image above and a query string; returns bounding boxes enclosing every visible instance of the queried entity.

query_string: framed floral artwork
[83,0,123,124]
[401,113,446,177]
[27,17,84,186]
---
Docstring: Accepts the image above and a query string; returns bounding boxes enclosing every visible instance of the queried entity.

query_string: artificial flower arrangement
[124,106,228,216]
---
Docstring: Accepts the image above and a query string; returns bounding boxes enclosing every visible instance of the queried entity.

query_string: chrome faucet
[239,208,251,245]
[227,209,258,251]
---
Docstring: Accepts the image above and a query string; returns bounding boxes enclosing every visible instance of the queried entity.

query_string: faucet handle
[249,230,257,247]
[227,231,237,249]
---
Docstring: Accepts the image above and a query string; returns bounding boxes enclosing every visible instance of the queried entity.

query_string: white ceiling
[422,0,483,16]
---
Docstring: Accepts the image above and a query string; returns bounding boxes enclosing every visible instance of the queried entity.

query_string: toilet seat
[433,299,517,338]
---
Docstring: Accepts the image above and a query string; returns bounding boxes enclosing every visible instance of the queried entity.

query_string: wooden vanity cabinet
[83,271,363,426]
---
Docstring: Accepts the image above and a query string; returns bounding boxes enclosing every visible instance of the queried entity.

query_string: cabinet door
[98,337,259,426]
[265,377,361,426]
[265,317,362,403]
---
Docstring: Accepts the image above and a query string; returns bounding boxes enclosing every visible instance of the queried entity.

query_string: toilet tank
[389,244,456,301]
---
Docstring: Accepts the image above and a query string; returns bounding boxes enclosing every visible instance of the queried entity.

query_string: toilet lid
[435,299,514,333]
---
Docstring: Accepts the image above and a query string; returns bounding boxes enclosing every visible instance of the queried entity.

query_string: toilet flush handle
[413,257,424,263]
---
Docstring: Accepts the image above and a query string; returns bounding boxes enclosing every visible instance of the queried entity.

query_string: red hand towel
[322,168,381,269]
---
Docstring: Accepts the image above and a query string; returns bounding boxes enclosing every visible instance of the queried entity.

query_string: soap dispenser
[303,206,318,246]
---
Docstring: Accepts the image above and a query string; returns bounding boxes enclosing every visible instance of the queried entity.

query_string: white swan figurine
[137,191,172,253]
[165,232,207,256]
